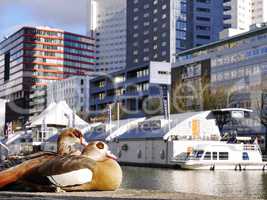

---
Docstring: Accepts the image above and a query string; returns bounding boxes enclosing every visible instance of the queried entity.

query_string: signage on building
[149,61,171,85]
[138,120,161,131]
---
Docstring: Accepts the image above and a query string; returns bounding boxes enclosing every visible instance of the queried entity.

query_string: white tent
[30,101,89,129]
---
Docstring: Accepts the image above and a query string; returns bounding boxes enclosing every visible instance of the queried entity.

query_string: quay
[0,189,252,200]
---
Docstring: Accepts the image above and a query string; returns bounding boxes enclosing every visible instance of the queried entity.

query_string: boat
[171,141,267,170]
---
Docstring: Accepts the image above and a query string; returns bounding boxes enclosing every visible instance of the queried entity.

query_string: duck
[25,141,122,192]
[0,128,87,188]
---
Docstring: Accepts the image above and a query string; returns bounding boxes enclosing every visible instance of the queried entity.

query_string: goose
[0,128,87,188]
[20,141,122,192]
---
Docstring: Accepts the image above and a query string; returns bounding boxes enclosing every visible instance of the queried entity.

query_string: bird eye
[96,142,104,149]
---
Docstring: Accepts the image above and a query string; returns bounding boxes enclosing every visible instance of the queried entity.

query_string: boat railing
[262,155,267,162]
[243,144,259,151]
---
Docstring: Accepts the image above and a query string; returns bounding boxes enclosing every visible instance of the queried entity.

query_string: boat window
[242,152,249,160]
[212,152,218,160]
[196,151,204,158]
[204,152,211,160]
[219,152,229,160]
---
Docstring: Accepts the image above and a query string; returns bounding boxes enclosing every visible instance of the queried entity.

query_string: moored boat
[172,141,267,170]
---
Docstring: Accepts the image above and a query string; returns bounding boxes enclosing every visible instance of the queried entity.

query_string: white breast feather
[48,168,93,187]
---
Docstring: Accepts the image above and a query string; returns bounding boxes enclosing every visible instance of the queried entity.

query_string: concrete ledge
[0,189,247,200]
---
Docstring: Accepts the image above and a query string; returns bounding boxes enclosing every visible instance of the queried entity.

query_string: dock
[0,189,255,200]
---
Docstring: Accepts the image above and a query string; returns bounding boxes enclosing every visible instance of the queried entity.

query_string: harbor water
[121,166,267,199]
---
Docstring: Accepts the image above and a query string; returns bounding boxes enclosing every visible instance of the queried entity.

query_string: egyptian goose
[0,128,87,188]
[27,141,122,192]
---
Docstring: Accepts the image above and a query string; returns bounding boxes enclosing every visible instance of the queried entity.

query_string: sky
[0,0,88,38]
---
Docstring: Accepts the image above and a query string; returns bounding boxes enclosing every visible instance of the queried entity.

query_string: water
[121,166,267,199]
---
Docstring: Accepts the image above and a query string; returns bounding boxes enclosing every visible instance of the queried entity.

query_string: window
[196,25,210,31]
[196,0,211,2]
[196,35,210,39]
[143,56,149,61]
[133,25,139,30]
[242,152,249,160]
[219,152,229,160]
[144,30,149,35]
[144,4,149,9]
[144,21,150,26]
[133,33,139,38]
[162,4,167,10]
[80,79,84,85]
[4,51,10,81]
[144,48,149,52]
[162,14,167,19]
[144,39,149,44]
[153,9,158,14]
[196,7,210,12]
[144,13,149,18]
[212,152,217,160]
[133,50,138,55]
[133,7,139,12]
[196,151,204,158]
[204,152,211,160]
[196,16,210,21]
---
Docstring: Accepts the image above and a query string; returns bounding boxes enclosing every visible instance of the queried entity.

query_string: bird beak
[106,150,117,160]
[81,138,88,147]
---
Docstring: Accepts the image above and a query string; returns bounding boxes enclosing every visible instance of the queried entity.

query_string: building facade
[127,0,177,68]
[47,76,91,114]
[186,0,224,48]
[0,27,95,124]
[88,0,127,72]
[172,25,267,111]
[223,0,267,32]
[90,62,171,115]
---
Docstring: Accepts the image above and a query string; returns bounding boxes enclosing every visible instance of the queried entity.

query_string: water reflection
[121,166,267,198]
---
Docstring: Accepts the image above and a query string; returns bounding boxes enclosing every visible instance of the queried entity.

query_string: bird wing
[37,155,96,176]
[37,155,97,187]
[2,151,57,169]
[0,154,55,188]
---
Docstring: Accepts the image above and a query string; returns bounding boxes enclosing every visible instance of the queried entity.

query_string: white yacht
[172,141,267,170]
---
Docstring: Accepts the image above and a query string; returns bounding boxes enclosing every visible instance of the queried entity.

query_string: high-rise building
[126,0,177,68]
[186,0,224,48]
[47,76,91,114]
[0,26,96,124]
[223,0,267,32]
[87,0,127,72]
[175,0,187,52]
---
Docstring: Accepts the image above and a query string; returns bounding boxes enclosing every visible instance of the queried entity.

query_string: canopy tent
[30,101,89,129]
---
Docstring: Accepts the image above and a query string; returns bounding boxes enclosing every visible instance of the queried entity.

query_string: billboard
[149,61,171,85]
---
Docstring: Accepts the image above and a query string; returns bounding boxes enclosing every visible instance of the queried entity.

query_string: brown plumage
[25,141,122,192]
[0,128,86,189]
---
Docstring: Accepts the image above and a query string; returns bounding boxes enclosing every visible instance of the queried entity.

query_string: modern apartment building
[186,0,224,48]
[87,0,127,72]
[223,0,267,32]
[0,26,96,124]
[46,76,91,113]
[172,25,267,111]
[127,0,177,68]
